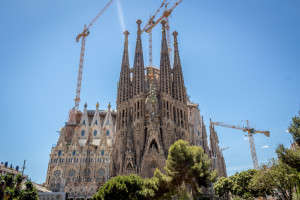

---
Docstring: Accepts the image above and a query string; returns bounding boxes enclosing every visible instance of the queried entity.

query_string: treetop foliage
[93,175,145,200]
[288,110,300,146]
[93,140,217,200]
[0,174,39,200]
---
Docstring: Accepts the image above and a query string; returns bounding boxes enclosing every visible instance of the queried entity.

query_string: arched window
[94,130,97,136]
[81,130,85,136]
[127,164,133,172]
[58,150,62,156]
[106,130,110,136]
[72,150,76,156]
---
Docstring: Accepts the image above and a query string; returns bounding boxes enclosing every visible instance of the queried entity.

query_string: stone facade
[46,103,115,199]
[45,19,226,199]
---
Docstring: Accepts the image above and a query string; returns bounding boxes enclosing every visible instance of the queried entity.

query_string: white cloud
[116,0,126,32]
[243,137,248,140]
[285,129,289,133]
[261,145,269,149]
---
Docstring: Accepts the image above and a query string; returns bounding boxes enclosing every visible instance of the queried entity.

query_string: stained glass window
[81,130,85,136]
[68,169,76,177]
[106,130,110,136]
[98,169,105,176]
[53,170,61,177]
[94,130,97,136]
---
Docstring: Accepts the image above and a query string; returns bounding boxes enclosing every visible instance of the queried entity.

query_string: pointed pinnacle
[96,102,99,110]
[173,31,179,52]
[172,31,178,37]
[161,20,166,32]
[136,19,142,33]
[136,19,142,25]
[124,30,129,47]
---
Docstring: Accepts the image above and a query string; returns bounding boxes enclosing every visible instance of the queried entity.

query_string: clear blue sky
[0,0,299,184]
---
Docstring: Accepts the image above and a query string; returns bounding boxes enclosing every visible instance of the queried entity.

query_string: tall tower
[111,20,190,178]
[209,121,227,177]
[117,30,131,104]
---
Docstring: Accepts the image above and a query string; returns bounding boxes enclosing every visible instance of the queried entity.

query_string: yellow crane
[74,0,114,111]
[141,0,168,67]
[210,120,270,169]
[141,0,183,67]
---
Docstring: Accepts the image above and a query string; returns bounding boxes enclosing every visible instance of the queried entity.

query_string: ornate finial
[136,19,142,34]
[124,30,129,47]
[161,20,166,33]
[136,19,142,25]
[173,31,178,47]
[84,102,87,109]
[96,102,99,110]
[172,31,178,37]
[108,102,111,109]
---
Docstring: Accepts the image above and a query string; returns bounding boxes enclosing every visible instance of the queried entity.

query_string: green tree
[230,169,258,199]
[21,180,39,200]
[141,169,172,200]
[251,159,300,200]
[214,177,233,199]
[93,175,146,200]
[0,174,38,200]
[288,110,300,146]
[146,140,217,199]
[276,144,300,172]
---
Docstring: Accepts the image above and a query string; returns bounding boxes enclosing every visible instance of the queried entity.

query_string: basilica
[45,19,226,199]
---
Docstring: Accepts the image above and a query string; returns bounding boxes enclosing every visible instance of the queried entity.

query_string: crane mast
[211,120,270,170]
[142,0,168,67]
[74,0,113,111]
[141,0,183,67]
[74,25,88,110]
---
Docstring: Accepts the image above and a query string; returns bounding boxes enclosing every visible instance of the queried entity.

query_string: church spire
[132,19,145,96]
[172,31,186,103]
[118,30,131,104]
[160,20,172,96]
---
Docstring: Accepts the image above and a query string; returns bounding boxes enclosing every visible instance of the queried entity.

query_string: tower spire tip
[172,31,178,37]
[136,19,142,25]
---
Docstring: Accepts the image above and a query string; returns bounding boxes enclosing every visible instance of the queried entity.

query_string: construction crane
[141,0,183,67]
[210,120,270,170]
[74,0,114,111]
[221,147,229,153]
[141,0,168,67]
